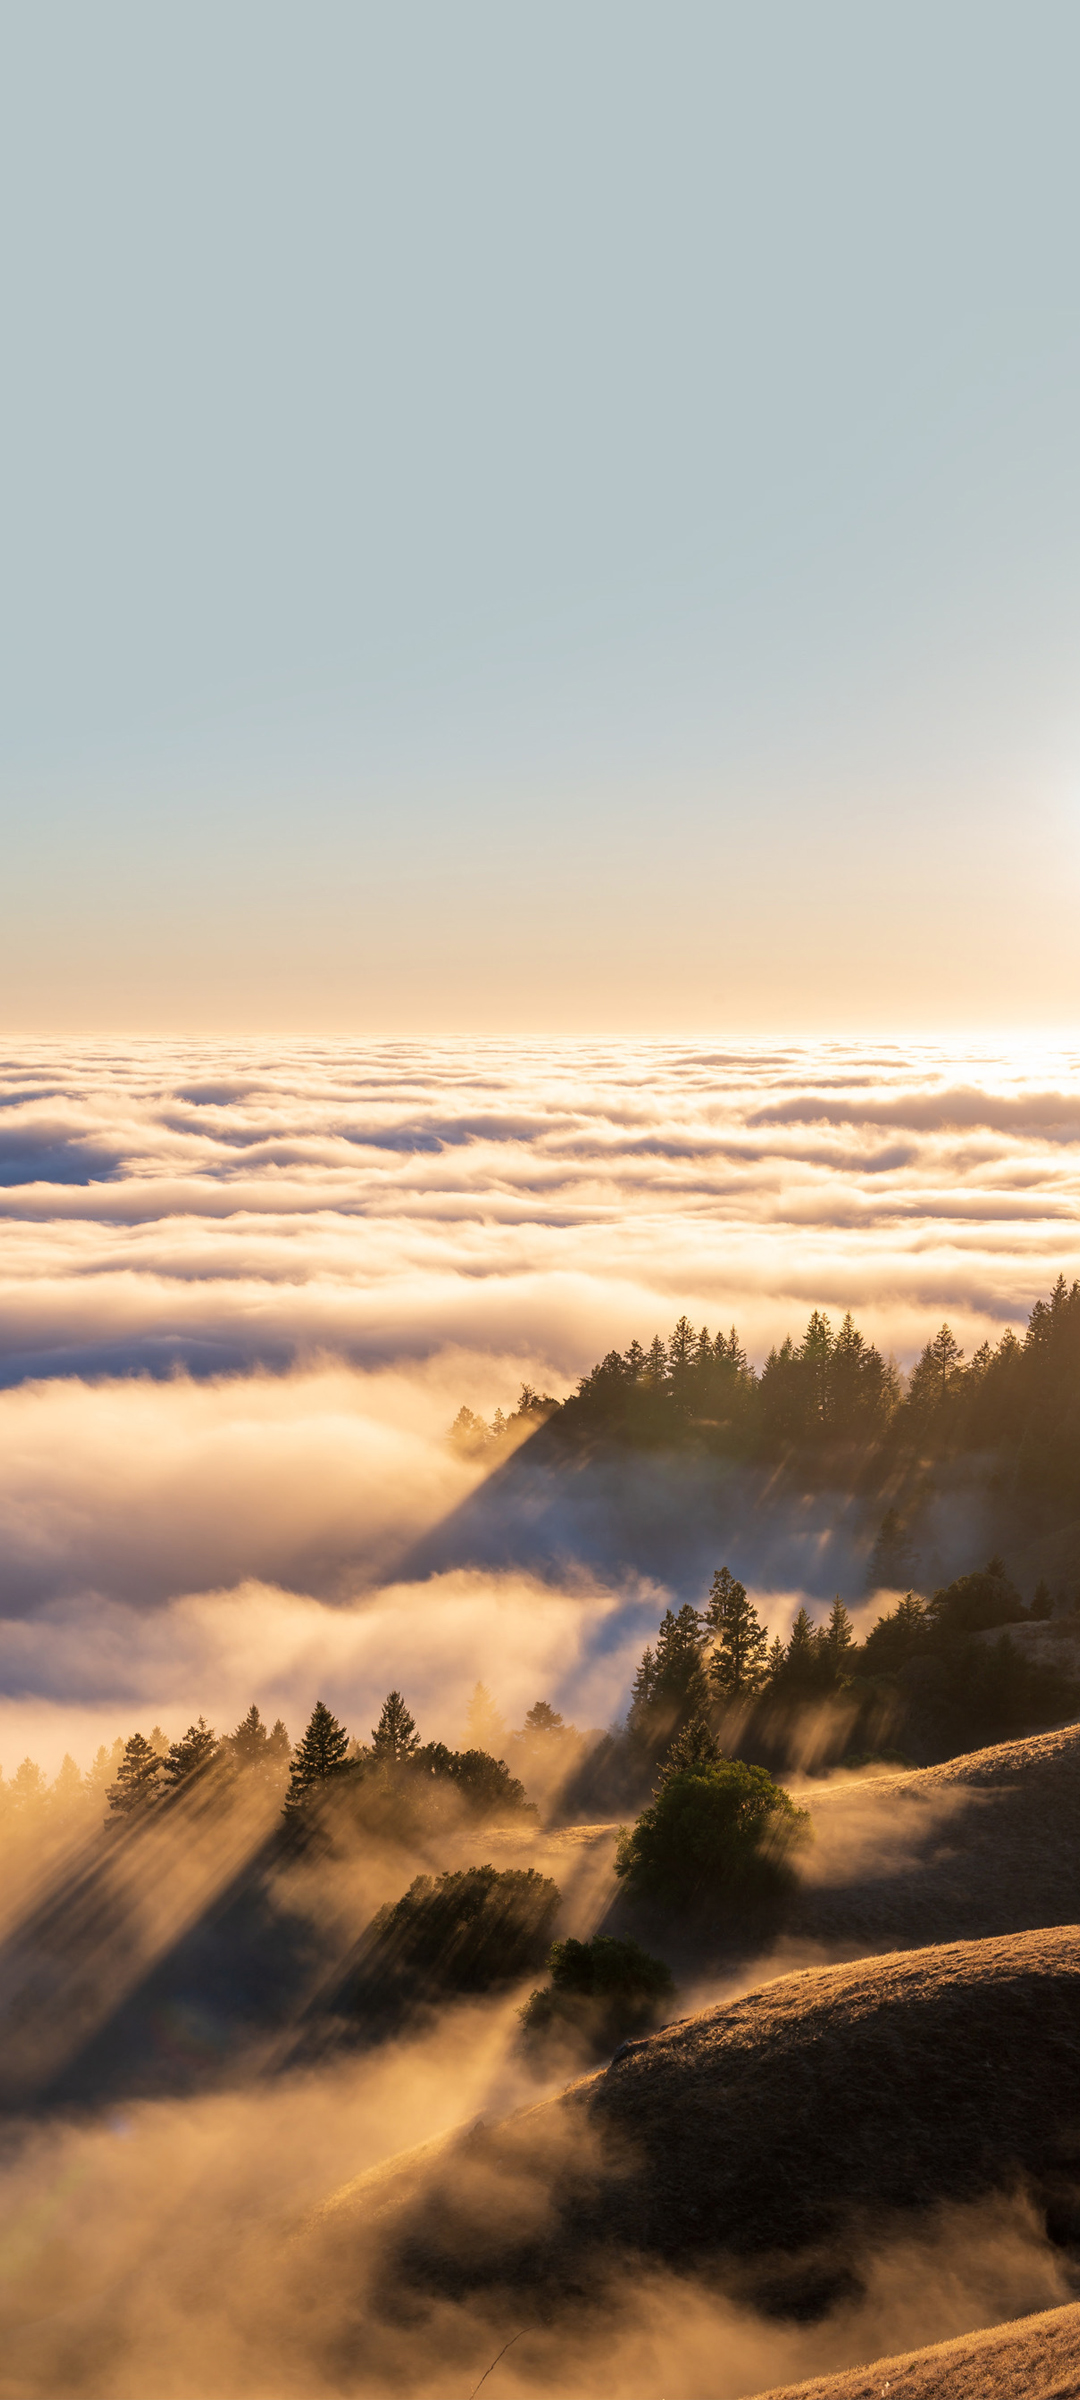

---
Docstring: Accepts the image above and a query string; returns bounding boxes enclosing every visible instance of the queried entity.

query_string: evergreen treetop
[371,1690,420,1762]
[107,1732,164,1819]
[284,1700,350,1814]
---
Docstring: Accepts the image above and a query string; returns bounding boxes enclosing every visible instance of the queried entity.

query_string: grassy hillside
[754,2298,1080,2400]
[313,1921,1080,2321]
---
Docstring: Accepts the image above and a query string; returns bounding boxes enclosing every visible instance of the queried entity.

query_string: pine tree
[799,1311,834,1430]
[647,1605,710,1741]
[782,1607,822,1691]
[521,1700,564,1734]
[10,1758,46,1813]
[162,1717,220,1793]
[464,1681,507,1754]
[284,1700,350,1814]
[229,1704,270,1768]
[371,1690,420,1762]
[107,1732,164,1819]
[51,1754,84,1812]
[625,1339,647,1381]
[645,1335,668,1386]
[705,1566,769,1697]
[765,1635,786,1682]
[1031,1579,1053,1622]
[86,1737,125,1811]
[626,1645,656,1741]
[655,1711,723,1787]
[824,1595,855,1659]
[267,1718,292,1764]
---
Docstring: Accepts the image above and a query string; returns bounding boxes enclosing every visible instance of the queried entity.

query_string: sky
[2,2,1079,1033]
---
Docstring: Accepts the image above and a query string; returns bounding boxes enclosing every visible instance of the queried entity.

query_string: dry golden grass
[753,2294,1080,2398]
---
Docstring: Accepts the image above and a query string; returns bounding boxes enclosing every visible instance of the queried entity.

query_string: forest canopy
[455,1275,1080,1501]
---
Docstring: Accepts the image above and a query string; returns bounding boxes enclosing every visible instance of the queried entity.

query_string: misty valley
[3,1274,1080,2394]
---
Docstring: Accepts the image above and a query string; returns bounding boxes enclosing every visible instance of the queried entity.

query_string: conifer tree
[229,1704,270,1768]
[785,1606,819,1678]
[371,1690,420,1762]
[10,1758,46,1813]
[645,1335,668,1385]
[824,1595,856,1660]
[464,1681,507,1754]
[107,1732,164,1819]
[655,1711,723,1787]
[765,1635,786,1682]
[626,1645,656,1740]
[646,1605,710,1742]
[705,1566,769,1697]
[284,1700,350,1814]
[521,1700,564,1734]
[267,1717,292,1764]
[51,1754,84,1812]
[162,1717,219,1792]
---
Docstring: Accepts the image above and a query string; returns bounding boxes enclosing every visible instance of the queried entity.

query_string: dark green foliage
[656,1712,724,1784]
[825,1594,855,1661]
[328,1740,535,1850]
[414,1742,533,1817]
[520,1933,675,2061]
[361,1864,560,1999]
[371,1690,420,1761]
[616,1761,810,1909]
[927,1558,1025,1638]
[162,1717,219,1793]
[861,1591,930,1673]
[628,1604,710,1755]
[284,1700,350,1816]
[706,1567,768,1697]
[539,1277,1080,1509]
[107,1732,163,1818]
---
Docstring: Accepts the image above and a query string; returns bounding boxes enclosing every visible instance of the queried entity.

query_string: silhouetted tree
[371,1690,420,1762]
[705,1566,769,1697]
[656,1711,723,1785]
[107,1732,164,1819]
[162,1717,219,1793]
[824,1595,856,1663]
[284,1701,350,1814]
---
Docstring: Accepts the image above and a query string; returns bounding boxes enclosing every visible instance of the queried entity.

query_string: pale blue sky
[2,2,1079,1030]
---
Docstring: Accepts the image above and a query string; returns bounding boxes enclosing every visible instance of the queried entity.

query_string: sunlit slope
[314,1925,1080,2306]
[752,2297,1080,2399]
[789,1721,1080,1952]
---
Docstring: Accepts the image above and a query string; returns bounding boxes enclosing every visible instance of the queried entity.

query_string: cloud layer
[1,1037,1078,1756]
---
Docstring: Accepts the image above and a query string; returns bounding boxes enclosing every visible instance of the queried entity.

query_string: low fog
[0,1040,1076,2396]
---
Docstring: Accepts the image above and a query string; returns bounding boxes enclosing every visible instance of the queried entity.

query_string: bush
[520,1933,675,2062]
[615,1761,810,1910]
[359,1864,560,2003]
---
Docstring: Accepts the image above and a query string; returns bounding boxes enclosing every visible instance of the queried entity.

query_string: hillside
[313,1923,1080,2322]
[754,2298,1080,2399]
[786,1719,1080,1953]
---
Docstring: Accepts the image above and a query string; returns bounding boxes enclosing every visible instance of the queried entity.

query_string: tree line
[454,1274,1080,1499]
[571,1553,1075,1796]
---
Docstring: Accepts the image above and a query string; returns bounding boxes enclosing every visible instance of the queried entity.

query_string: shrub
[360,1864,560,2001]
[615,1761,810,1909]
[520,1933,674,2062]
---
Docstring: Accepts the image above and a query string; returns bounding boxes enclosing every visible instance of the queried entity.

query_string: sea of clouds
[1,1036,1079,1770]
